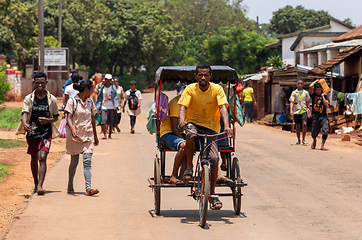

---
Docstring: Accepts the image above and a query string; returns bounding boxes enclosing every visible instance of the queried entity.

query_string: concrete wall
[282,36,298,65]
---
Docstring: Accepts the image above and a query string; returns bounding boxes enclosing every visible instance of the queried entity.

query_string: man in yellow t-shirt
[241,82,256,123]
[159,95,186,185]
[178,63,233,210]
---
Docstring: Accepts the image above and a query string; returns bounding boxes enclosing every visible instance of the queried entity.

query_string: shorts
[26,138,52,155]
[185,123,219,166]
[101,109,117,125]
[312,115,329,140]
[160,133,185,151]
[294,112,307,124]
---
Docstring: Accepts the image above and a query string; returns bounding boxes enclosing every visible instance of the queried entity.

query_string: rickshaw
[148,66,247,228]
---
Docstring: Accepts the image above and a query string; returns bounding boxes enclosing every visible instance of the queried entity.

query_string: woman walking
[65,79,99,196]
[123,80,142,134]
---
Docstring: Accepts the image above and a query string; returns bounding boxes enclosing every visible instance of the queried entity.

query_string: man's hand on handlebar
[224,127,234,138]
[178,121,187,131]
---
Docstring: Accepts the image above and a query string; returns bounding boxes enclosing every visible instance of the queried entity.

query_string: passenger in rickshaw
[159,95,186,185]
[178,63,234,210]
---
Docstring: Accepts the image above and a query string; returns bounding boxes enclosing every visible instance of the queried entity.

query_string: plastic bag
[94,113,101,125]
[58,118,67,138]
[146,103,157,134]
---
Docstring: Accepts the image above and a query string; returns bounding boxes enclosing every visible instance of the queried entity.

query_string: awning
[308,45,362,75]
[243,72,268,82]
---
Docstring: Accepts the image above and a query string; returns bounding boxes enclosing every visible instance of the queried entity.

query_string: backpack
[128,91,139,110]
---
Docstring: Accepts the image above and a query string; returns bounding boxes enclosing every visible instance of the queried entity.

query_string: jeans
[68,153,92,189]
[244,101,254,122]
[130,116,136,128]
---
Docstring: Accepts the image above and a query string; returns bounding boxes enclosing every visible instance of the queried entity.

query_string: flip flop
[170,176,183,185]
[85,188,99,196]
[209,196,222,210]
[217,176,234,184]
[102,136,107,139]
[37,189,45,195]
[220,163,227,171]
[183,168,193,182]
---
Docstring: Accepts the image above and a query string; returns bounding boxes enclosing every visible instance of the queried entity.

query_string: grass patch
[0,139,27,148]
[0,162,12,182]
[0,107,22,129]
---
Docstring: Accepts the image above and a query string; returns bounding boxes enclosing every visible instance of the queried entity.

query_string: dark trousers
[130,116,136,128]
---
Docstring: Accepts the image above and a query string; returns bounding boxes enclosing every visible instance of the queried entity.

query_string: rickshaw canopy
[155,66,238,84]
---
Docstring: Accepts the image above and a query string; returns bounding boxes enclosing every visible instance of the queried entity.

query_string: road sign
[44,49,66,66]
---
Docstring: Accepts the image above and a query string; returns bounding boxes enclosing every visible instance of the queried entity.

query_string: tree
[205,27,277,74]
[0,64,11,104]
[269,5,329,35]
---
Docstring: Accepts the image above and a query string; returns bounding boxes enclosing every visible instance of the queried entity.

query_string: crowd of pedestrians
[17,70,142,196]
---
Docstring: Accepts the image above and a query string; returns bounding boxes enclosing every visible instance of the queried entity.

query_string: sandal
[85,188,99,196]
[220,163,227,171]
[302,140,308,146]
[37,189,45,195]
[296,141,301,145]
[67,186,75,194]
[217,176,234,185]
[209,196,222,210]
[170,176,183,185]
[183,168,193,182]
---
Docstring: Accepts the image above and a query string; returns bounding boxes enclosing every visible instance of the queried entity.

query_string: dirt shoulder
[0,130,65,234]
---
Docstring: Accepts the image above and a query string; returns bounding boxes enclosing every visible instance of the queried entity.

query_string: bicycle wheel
[231,157,242,215]
[154,157,161,215]
[199,164,209,228]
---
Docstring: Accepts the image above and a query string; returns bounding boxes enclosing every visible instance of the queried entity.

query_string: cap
[105,74,112,80]
[130,80,137,85]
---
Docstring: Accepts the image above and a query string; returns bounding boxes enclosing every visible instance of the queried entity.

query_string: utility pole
[58,0,62,46]
[38,0,45,72]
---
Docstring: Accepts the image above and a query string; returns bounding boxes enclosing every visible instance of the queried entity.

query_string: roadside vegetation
[0,139,26,149]
[0,162,11,182]
[0,107,22,129]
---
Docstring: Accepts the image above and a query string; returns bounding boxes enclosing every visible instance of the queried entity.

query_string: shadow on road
[148,209,247,226]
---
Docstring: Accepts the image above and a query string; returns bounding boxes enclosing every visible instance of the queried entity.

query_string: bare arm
[220,104,234,137]
[66,112,78,139]
[178,105,187,130]
[22,113,31,132]
[38,115,58,125]
[309,80,318,94]
[170,117,183,139]
[252,93,257,105]
[91,115,99,146]
[290,101,294,115]
[321,93,329,107]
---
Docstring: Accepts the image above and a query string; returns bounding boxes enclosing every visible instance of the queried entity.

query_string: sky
[242,0,362,26]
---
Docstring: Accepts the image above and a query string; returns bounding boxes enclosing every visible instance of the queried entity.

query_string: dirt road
[2,91,362,239]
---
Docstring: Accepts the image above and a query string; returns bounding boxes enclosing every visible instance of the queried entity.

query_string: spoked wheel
[198,164,209,228]
[154,157,161,215]
[231,157,242,215]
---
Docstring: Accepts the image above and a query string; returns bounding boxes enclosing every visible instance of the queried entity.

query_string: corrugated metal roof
[308,45,362,75]
[333,25,362,42]
[299,39,362,53]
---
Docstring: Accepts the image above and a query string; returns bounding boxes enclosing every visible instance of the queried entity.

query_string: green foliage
[343,18,354,27]
[0,63,11,104]
[0,107,22,129]
[0,139,26,149]
[117,74,147,91]
[0,162,12,182]
[269,5,330,35]
[267,55,285,69]
[205,27,278,74]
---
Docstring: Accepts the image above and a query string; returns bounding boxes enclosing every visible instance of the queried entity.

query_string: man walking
[309,80,330,150]
[290,79,310,145]
[96,74,118,139]
[16,72,59,195]
[178,63,233,210]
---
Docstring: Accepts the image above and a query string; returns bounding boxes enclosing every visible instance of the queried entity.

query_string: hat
[105,74,112,80]
[130,80,137,85]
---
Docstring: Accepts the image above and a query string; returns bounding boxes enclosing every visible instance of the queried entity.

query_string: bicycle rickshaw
[148,66,247,228]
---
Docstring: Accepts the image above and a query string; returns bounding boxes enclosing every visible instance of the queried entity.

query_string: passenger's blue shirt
[62,78,72,94]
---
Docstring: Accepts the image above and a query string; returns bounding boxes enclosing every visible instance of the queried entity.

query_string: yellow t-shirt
[178,82,228,133]
[242,87,254,101]
[160,95,181,138]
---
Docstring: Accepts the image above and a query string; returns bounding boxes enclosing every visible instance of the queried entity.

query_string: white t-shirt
[64,83,79,99]
[102,86,114,109]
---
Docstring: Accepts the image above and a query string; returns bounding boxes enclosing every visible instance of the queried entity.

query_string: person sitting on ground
[65,79,99,196]
[95,74,118,139]
[159,95,187,184]
[178,63,233,210]
[309,80,330,151]
[290,79,310,145]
